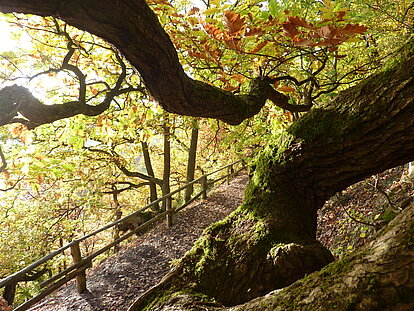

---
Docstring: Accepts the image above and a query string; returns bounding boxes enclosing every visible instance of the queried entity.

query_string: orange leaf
[250,41,268,53]
[188,7,200,16]
[12,125,22,136]
[223,11,245,34]
[287,16,314,29]
[188,50,209,60]
[230,74,245,84]
[335,10,348,20]
[338,24,367,35]
[283,111,294,122]
[171,12,184,18]
[37,174,45,184]
[245,27,263,36]
[317,25,335,38]
[223,85,239,92]
[278,86,296,93]
[2,169,10,181]
[203,23,226,41]
[293,37,313,46]
[282,22,300,38]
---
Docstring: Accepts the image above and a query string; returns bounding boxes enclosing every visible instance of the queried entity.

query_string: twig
[371,175,397,209]
[0,144,6,173]
[335,193,376,228]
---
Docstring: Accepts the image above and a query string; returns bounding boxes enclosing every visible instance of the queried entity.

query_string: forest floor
[26,165,414,311]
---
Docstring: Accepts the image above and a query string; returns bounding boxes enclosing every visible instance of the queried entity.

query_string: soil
[28,173,248,311]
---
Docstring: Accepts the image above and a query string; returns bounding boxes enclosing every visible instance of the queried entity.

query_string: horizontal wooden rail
[1,160,246,311]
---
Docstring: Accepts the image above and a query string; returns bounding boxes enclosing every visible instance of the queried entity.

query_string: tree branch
[0,0,288,125]
[0,144,6,173]
[87,147,163,185]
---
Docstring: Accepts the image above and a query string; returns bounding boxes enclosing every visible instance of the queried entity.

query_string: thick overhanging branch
[0,0,296,125]
[0,85,112,129]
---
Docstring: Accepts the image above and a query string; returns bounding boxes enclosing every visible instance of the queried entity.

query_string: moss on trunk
[129,204,414,311]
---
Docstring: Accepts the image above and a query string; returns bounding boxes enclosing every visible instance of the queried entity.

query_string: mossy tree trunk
[128,202,414,311]
[129,40,414,309]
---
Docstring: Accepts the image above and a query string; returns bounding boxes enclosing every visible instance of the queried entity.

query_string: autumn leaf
[278,86,296,93]
[188,50,209,60]
[37,174,45,184]
[223,85,239,92]
[203,23,226,41]
[171,12,184,18]
[2,169,10,181]
[224,38,241,50]
[335,10,348,21]
[223,11,245,35]
[287,16,314,29]
[89,86,99,95]
[282,22,300,38]
[188,7,200,16]
[317,25,335,39]
[283,111,294,122]
[230,74,245,84]
[250,41,268,53]
[245,27,263,37]
[293,37,313,46]
[338,24,368,35]
[20,130,33,145]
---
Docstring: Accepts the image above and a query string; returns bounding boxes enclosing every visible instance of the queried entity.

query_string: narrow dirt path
[29,173,248,311]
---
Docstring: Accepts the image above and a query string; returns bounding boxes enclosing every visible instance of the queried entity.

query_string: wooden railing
[0,160,245,311]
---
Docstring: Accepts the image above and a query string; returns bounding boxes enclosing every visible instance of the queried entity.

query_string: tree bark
[128,202,414,311]
[185,120,199,202]
[129,39,414,309]
[161,117,171,212]
[141,141,161,211]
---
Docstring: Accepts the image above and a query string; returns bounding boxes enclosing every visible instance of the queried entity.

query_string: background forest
[0,0,413,306]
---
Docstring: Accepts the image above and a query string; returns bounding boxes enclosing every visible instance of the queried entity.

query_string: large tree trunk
[129,40,414,309]
[128,203,414,311]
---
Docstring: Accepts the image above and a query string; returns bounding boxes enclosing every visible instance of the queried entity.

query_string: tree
[184,119,199,202]
[0,0,413,310]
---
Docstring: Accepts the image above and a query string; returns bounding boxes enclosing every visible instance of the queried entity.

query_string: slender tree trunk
[141,141,161,211]
[130,39,414,310]
[185,120,199,202]
[112,187,122,253]
[161,116,171,211]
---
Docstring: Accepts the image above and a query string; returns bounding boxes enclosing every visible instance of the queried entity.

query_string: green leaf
[268,0,280,18]
[61,163,75,172]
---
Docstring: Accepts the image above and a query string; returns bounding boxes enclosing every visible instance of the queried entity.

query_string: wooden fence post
[70,242,87,294]
[166,196,173,228]
[3,282,16,306]
[202,175,208,199]
[227,164,234,184]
